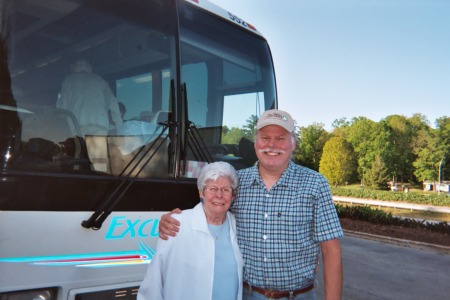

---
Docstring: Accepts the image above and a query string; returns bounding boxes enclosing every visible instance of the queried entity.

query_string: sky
[211,0,450,130]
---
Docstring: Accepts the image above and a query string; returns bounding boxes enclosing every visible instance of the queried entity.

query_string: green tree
[436,116,450,180]
[243,115,258,139]
[407,114,432,181]
[412,129,440,181]
[319,137,356,186]
[363,154,390,189]
[384,115,415,183]
[345,117,379,182]
[221,115,260,145]
[221,127,246,144]
[332,117,350,129]
[414,116,450,182]
[294,122,330,171]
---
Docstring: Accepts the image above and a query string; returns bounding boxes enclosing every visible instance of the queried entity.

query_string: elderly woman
[137,161,243,300]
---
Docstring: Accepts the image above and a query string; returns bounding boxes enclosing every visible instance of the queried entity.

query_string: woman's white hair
[197,161,238,191]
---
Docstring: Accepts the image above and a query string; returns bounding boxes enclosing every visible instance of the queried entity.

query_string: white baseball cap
[256,109,295,133]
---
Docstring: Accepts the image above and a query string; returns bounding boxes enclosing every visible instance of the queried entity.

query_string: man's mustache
[258,148,286,155]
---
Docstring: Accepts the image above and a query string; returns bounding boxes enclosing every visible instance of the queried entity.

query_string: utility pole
[438,155,446,195]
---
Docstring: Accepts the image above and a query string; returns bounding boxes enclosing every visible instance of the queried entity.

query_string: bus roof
[184,0,263,37]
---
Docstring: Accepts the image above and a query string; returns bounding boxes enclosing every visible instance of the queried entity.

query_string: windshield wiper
[81,120,174,230]
[180,83,214,175]
[186,121,214,162]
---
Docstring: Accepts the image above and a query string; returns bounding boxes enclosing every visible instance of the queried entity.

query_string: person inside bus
[158,109,344,300]
[137,161,243,300]
[108,101,127,135]
[57,59,123,136]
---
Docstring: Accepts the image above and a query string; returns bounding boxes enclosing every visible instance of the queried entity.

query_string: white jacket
[58,71,122,135]
[137,203,243,300]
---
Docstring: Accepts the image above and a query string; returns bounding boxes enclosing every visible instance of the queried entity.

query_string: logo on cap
[264,112,288,122]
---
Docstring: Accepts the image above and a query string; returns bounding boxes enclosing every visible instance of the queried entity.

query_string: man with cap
[159,109,343,300]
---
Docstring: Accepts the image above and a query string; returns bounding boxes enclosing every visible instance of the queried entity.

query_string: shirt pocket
[272,196,314,247]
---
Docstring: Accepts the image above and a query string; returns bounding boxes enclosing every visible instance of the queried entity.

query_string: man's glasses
[203,186,234,196]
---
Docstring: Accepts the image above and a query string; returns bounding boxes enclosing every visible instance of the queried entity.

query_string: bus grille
[75,286,139,299]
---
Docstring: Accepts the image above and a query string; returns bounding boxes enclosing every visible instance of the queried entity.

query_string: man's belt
[243,282,314,299]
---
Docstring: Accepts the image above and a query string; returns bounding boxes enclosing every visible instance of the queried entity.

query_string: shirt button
[264,257,267,262]
[263,235,267,240]
[264,213,268,218]
[265,194,270,198]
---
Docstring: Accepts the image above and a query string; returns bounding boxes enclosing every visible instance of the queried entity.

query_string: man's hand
[158,208,182,240]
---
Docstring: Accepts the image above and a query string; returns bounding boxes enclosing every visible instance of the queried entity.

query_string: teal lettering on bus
[105,216,159,240]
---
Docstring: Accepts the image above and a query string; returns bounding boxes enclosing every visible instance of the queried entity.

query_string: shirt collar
[239,160,296,188]
[239,164,260,188]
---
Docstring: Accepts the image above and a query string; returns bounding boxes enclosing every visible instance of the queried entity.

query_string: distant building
[423,180,450,192]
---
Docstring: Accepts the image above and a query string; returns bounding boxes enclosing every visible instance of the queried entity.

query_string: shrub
[335,204,450,235]
[331,186,450,207]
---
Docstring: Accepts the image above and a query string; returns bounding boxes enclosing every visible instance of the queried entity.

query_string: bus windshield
[0,0,276,298]
[1,0,275,182]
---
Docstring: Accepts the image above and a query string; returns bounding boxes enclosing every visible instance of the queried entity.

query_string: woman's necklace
[209,221,226,240]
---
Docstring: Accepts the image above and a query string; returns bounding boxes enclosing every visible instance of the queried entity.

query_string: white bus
[0,0,277,299]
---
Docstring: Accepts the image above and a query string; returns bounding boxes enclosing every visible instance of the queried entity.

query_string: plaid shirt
[231,161,343,291]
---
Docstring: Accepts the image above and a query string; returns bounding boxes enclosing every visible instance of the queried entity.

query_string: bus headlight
[0,288,56,300]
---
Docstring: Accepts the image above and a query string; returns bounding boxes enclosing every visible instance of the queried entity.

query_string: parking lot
[316,234,450,300]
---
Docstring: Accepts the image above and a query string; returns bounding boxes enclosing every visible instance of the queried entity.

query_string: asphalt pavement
[315,234,450,300]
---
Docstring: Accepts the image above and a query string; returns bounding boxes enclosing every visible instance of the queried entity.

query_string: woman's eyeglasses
[203,186,234,196]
